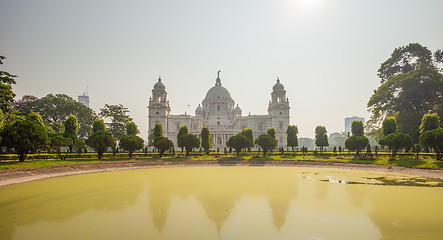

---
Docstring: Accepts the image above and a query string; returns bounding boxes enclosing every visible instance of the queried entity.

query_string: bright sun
[295,0,322,9]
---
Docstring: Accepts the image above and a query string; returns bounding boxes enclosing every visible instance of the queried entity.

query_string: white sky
[1,0,442,138]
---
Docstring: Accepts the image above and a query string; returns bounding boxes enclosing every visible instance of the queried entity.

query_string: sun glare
[295,0,322,10]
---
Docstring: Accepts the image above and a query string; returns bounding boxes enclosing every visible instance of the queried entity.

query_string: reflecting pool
[1,167,443,240]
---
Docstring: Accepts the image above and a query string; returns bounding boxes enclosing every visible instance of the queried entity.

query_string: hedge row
[0,151,436,161]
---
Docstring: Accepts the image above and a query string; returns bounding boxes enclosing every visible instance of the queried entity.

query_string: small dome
[203,77,234,103]
[153,77,166,91]
[195,104,203,112]
[234,104,242,112]
[273,78,284,91]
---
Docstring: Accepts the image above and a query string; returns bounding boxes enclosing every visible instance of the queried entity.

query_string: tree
[14,94,96,140]
[63,114,79,153]
[119,121,143,158]
[180,134,200,157]
[368,43,443,143]
[154,137,174,157]
[92,118,106,132]
[126,122,139,135]
[0,56,17,113]
[351,121,364,136]
[379,118,413,157]
[99,104,133,140]
[267,127,276,139]
[239,128,254,151]
[345,121,369,157]
[256,134,278,157]
[226,134,250,157]
[345,136,369,157]
[377,43,435,84]
[45,122,65,137]
[315,126,329,151]
[201,126,212,154]
[379,133,412,157]
[85,120,115,160]
[49,135,72,160]
[120,135,144,158]
[152,123,164,149]
[27,111,44,126]
[286,125,298,151]
[420,129,443,160]
[382,117,397,136]
[1,120,48,162]
[177,125,189,152]
[419,113,441,134]
[419,113,443,160]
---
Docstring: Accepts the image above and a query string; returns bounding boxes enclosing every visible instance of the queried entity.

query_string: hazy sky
[1,0,443,138]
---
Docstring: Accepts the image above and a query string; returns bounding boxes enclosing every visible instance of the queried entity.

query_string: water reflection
[1,167,443,239]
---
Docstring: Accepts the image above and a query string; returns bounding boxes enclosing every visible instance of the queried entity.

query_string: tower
[148,77,170,136]
[268,78,290,147]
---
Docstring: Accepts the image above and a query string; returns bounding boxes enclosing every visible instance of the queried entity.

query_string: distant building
[78,93,90,108]
[345,116,364,135]
[148,72,291,148]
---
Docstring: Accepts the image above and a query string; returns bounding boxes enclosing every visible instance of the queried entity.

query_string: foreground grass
[1,154,442,171]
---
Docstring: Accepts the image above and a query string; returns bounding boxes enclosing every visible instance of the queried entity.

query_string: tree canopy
[177,125,189,152]
[382,117,397,136]
[0,56,17,113]
[154,137,174,157]
[419,113,443,160]
[286,125,298,151]
[120,134,144,158]
[63,114,79,152]
[14,94,96,140]
[267,127,276,139]
[227,134,250,157]
[1,119,48,162]
[255,134,278,157]
[180,134,200,156]
[315,126,329,151]
[239,128,254,149]
[126,121,139,135]
[345,121,369,156]
[368,43,443,143]
[351,121,364,136]
[201,126,212,153]
[99,104,133,140]
[85,129,115,160]
[419,113,441,134]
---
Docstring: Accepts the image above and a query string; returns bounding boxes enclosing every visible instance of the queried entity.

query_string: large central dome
[202,76,234,103]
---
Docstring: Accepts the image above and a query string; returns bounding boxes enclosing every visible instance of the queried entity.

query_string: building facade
[148,73,291,148]
[78,93,90,108]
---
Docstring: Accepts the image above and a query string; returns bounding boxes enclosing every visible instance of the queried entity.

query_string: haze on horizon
[1,0,443,139]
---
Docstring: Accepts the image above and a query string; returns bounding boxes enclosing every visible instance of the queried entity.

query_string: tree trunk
[263,150,267,157]
[98,151,103,160]
[18,153,26,162]
[236,151,240,157]
[129,151,133,158]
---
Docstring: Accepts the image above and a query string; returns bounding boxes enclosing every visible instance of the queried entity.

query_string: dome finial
[216,70,221,86]
[158,76,161,82]
[277,77,280,83]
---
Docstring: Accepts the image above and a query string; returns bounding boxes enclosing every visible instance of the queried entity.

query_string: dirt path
[1,160,443,187]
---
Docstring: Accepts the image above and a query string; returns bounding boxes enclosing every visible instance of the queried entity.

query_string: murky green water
[1,167,443,240]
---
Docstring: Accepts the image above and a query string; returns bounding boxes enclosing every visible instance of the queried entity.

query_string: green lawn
[1,154,442,170]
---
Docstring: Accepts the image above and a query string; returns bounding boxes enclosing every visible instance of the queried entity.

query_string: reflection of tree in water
[0,172,144,240]
[344,181,443,239]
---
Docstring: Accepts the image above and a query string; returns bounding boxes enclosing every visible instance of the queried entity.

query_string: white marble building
[148,73,291,148]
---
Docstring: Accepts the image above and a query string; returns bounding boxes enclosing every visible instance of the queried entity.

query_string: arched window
[217,105,220,111]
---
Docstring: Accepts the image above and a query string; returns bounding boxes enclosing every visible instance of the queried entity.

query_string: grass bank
[1,154,442,171]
